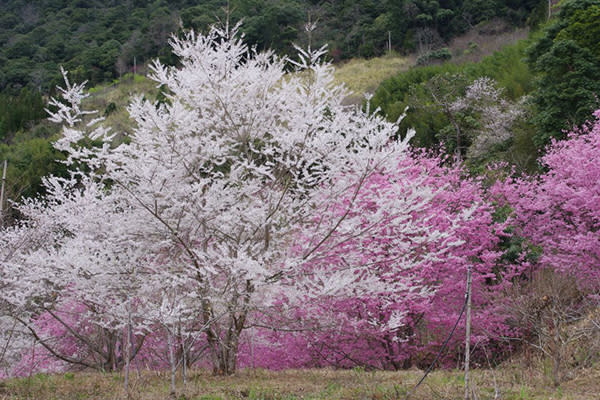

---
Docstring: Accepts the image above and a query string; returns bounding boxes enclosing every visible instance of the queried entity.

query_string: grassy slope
[446,22,529,65]
[334,55,413,105]
[1,365,599,400]
[74,55,413,130]
[83,73,159,136]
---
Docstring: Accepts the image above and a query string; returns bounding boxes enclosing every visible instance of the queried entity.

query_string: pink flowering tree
[243,151,522,370]
[490,111,600,384]
[494,110,600,285]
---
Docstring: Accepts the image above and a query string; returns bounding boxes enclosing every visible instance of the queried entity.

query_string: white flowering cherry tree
[4,25,462,376]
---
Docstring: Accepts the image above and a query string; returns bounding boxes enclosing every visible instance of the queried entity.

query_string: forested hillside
[0,0,545,94]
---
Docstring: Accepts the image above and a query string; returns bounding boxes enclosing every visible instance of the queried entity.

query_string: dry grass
[82,74,159,136]
[79,56,412,122]
[78,55,411,132]
[1,363,599,400]
[334,55,413,105]
[447,20,529,65]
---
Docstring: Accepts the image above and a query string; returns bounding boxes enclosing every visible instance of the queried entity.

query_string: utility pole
[388,31,392,55]
[225,0,231,36]
[0,160,7,226]
[464,264,473,400]
[306,11,314,52]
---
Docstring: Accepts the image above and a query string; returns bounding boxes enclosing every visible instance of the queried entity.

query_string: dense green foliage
[0,88,62,215]
[526,0,600,146]
[0,134,66,211]
[0,0,545,94]
[307,0,544,60]
[0,0,184,93]
[0,89,46,142]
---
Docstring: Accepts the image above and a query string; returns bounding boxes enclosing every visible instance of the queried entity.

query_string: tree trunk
[210,323,242,376]
[204,280,253,376]
[168,329,177,398]
[182,338,187,393]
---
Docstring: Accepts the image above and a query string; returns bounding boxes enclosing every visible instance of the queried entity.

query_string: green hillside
[0,0,546,94]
